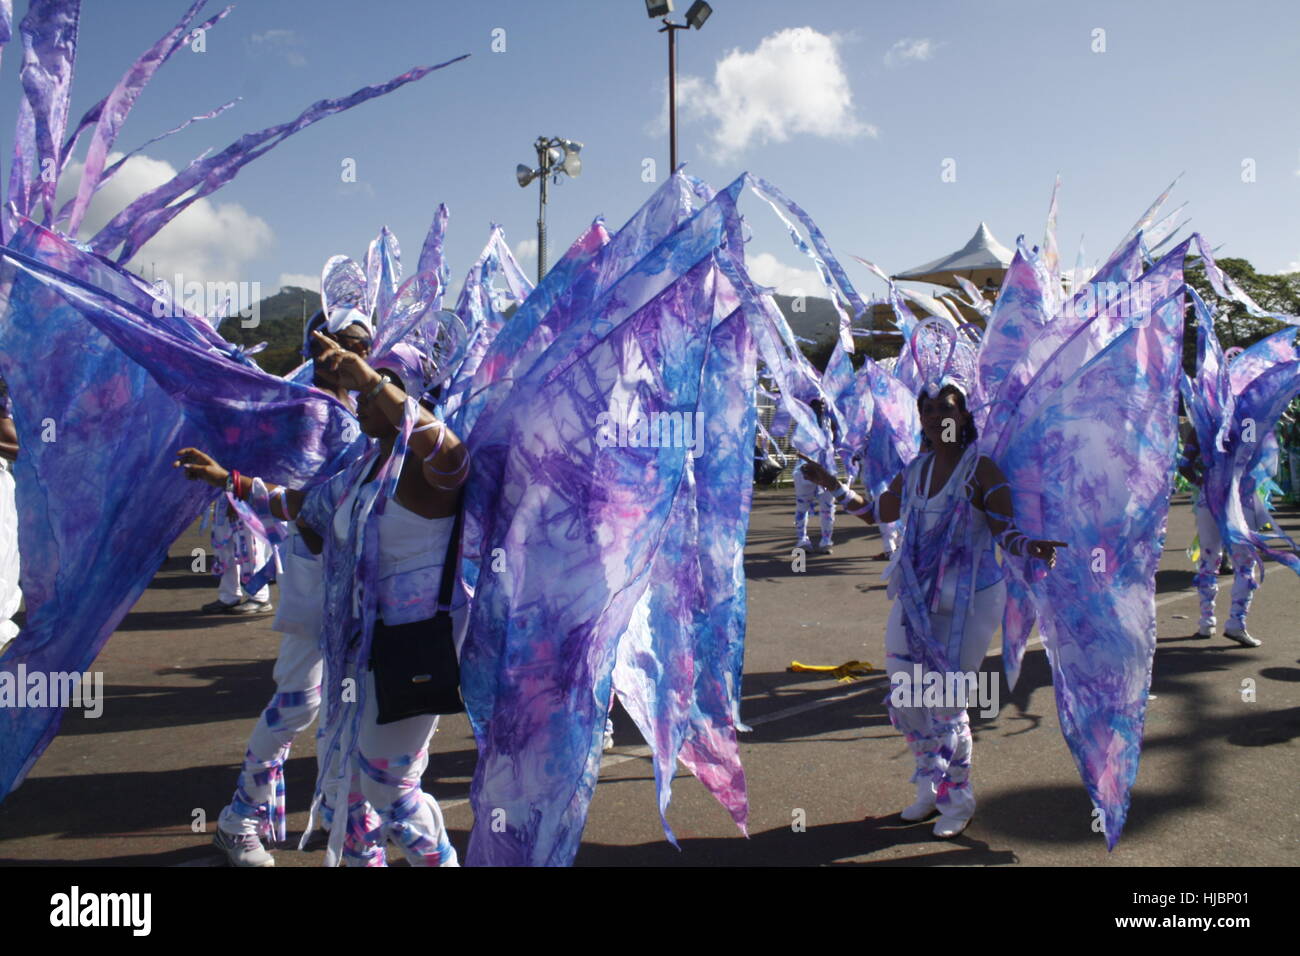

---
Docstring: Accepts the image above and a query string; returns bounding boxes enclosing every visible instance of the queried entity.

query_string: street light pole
[536,137,551,283]
[662,21,679,173]
[649,2,712,176]
[517,136,582,286]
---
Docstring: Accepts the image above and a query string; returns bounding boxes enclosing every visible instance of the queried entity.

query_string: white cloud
[514,238,538,263]
[277,272,320,293]
[59,152,274,301]
[248,28,306,67]
[884,37,942,68]
[746,252,824,296]
[677,27,873,161]
[1285,257,1300,273]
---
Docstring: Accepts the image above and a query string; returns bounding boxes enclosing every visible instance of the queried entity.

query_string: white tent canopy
[893,222,1014,290]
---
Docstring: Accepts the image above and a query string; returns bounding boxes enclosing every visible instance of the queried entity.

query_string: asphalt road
[0,490,1295,867]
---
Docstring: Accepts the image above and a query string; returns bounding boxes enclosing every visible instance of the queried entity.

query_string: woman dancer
[0,388,21,653]
[799,384,1062,838]
[177,328,470,866]
[209,308,374,866]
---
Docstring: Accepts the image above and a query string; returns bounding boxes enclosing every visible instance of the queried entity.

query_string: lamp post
[516,136,583,284]
[646,0,712,174]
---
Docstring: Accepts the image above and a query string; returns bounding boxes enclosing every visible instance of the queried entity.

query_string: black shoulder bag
[370,508,466,724]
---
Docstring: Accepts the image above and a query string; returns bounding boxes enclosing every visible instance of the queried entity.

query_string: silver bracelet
[364,374,391,400]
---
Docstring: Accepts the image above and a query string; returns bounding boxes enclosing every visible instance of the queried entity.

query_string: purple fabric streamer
[89,53,470,264]
[64,0,207,234]
[0,8,466,803]
[54,3,232,181]
[0,221,363,802]
[55,98,240,229]
[416,202,451,309]
[15,0,80,225]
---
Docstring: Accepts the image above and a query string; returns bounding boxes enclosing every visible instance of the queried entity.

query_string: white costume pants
[793,468,835,546]
[1192,493,1257,630]
[218,538,330,841]
[883,579,1006,819]
[0,464,20,650]
[328,669,455,867]
[218,631,323,840]
[216,511,271,605]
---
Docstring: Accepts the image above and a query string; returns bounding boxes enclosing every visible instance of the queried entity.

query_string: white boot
[932,782,976,838]
[900,779,938,821]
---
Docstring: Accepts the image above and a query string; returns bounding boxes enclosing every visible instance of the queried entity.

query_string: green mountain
[219,286,321,376]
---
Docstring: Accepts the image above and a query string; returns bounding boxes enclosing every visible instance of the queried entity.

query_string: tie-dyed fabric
[1184,299,1300,577]
[808,181,1203,849]
[461,174,763,865]
[991,278,1187,849]
[0,1,465,803]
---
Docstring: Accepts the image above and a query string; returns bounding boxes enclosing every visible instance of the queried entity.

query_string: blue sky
[2,0,1297,310]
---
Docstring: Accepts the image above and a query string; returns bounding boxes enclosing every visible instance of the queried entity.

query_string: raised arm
[310,330,469,493]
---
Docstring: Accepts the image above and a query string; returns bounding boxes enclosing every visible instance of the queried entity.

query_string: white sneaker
[1223,625,1261,648]
[794,537,813,552]
[213,828,275,867]
[1196,620,1215,638]
[933,811,972,839]
[899,780,938,822]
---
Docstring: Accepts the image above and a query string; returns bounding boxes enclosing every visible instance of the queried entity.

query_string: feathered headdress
[317,225,470,401]
[909,316,983,408]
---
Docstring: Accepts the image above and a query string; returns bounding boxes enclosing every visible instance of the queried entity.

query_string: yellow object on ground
[787,660,875,682]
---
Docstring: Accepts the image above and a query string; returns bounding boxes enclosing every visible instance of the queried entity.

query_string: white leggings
[218,632,323,840]
[217,524,271,604]
[883,579,1006,817]
[1192,496,1258,630]
[325,669,454,867]
[0,465,20,649]
[793,469,835,544]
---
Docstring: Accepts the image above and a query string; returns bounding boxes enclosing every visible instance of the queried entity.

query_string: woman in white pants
[210,310,379,866]
[0,393,21,653]
[799,384,1062,838]
[178,323,470,867]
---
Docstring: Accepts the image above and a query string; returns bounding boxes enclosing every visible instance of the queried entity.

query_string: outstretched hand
[1027,539,1067,568]
[310,330,383,392]
[793,452,837,491]
[174,447,228,489]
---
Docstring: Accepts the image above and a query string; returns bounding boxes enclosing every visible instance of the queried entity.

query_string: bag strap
[435,507,463,615]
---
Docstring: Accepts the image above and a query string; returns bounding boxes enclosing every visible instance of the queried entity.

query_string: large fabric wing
[998,288,1187,849]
